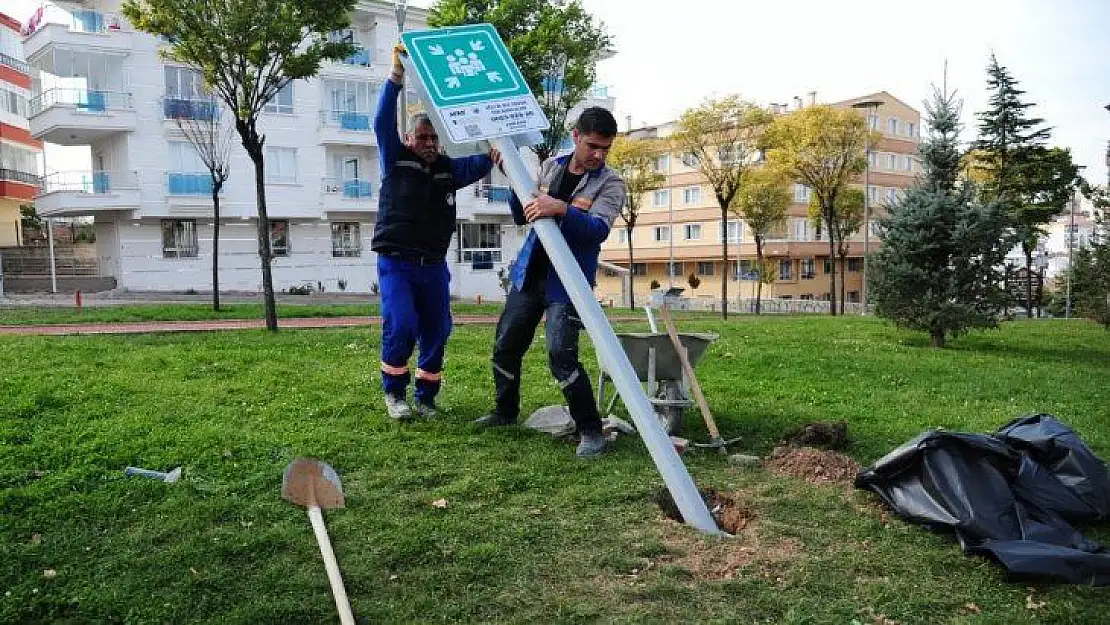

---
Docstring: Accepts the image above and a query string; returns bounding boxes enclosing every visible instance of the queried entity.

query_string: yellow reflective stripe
[415,368,442,381]
[381,362,409,375]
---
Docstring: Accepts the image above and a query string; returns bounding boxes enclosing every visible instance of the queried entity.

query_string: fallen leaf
[961,603,981,615]
[30,534,42,545]
[388,574,399,581]
[1025,592,1046,610]
[240,521,253,528]
[431,498,448,509]
[43,569,56,579]
[189,568,199,576]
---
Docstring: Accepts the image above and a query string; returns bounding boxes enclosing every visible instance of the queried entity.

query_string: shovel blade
[282,458,345,509]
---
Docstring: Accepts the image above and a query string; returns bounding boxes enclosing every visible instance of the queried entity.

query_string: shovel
[658,305,741,454]
[281,458,354,625]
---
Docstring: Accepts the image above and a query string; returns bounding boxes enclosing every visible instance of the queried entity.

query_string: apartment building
[21,0,564,299]
[597,91,921,306]
[0,11,42,246]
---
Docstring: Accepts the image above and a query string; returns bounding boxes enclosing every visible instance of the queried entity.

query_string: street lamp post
[852,99,883,315]
[395,0,409,135]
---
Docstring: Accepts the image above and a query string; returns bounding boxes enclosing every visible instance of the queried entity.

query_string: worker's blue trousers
[377,255,452,405]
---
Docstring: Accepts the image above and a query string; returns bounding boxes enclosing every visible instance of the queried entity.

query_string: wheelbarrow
[595,307,718,436]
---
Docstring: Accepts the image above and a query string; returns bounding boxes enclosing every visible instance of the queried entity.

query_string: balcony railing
[41,170,138,194]
[0,52,30,75]
[319,110,372,131]
[163,98,220,121]
[69,10,125,34]
[341,48,371,67]
[166,172,215,196]
[29,88,134,115]
[0,169,43,186]
[322,177,373,199]
[478,185,512,203]
[460,248,502,270]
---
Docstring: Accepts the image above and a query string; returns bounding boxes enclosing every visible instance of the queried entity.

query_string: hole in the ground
[653,487,752,534]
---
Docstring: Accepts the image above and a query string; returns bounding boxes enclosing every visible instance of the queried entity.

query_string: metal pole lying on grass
[492,136,720,535]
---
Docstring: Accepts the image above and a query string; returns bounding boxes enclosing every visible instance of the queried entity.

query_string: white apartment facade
[22,0,594,300]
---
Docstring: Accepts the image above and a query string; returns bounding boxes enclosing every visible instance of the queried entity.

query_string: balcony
[318,110,374,144]
[163,98,220,122]
[35,170,140,217]
[464,184,513,217]
[321,46,374,78]
[322,177,376,213]
[0,169,42,202]
[0,52,31,76]
[28,88,136,145]
[23,12,133,61]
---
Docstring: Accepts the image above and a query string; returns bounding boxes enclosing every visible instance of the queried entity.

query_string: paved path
[0,315,642,336]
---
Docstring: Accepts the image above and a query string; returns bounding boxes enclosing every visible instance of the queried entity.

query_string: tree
[672,96,772,319]
[973,55,1080,317]
[19,204,44,245]
[811,187,864,313]
[733,167,790,314]
[122,0,357,331]
[428,0,610,162]
[870,86,1015,347]
[606,135,664,308]
[1067,241,1110,328]
[766,105,875,316]
[172,96,233,311]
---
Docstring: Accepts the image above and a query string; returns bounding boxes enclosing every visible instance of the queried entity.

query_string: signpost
[401,24,720,535]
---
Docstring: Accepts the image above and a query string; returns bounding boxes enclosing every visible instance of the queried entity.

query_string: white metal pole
[47,217,57,294]
[492,136,720,535]
[668,196,674,289]
[1066,194,1075,319]
[395,1,408,136]
[861,116,872,315]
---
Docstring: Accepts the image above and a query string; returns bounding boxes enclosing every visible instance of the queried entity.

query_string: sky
[7,0,1110,183]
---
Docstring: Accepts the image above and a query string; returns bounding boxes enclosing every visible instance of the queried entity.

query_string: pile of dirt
[763,445,861,485]
[783,420,849,450]
[653,487,752,534]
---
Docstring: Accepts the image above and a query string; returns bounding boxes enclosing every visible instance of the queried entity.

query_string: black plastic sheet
[855,414,1110,585]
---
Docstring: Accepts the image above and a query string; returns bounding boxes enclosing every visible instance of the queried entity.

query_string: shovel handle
[308,505,355,625]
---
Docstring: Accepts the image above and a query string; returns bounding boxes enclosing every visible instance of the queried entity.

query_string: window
[653,226,670,242]
[652,189,669,207]
[331,222,361,257]
[717,145,735,164]
[847,258,863,272]
[654,154,670,173]
[632,263,647,276]
[793,183,810,203]
[823,258,834,274]
[903,156,913,172]
[720,220,742,243]
[847,291,861,303]
[682,186,701,205]
[800,293,814,301]
[265,147,297,183]
[169,141,205,172]
[888,117,898,134]
[886,154,897,169]
[868,114,879,130]
[325,79,375,115]
[457,223,502,267]
[886,188,898,203]
[868,151,877,167]
[0,86,29,117]
[779,259,793,281]
[906,122,915,137]
[270,220,290,256]
[696,261,714,276]
[684,224,701,240]
[681,152,699,168]
[264,82,294,114]
[867,185,878,204]
[0,144,38,175]
[737,259,757,280]
[617,228,632,244]
[164,65,205,100]
[800,258,815,280]
[666,261,684,277]
[162,219,198,258]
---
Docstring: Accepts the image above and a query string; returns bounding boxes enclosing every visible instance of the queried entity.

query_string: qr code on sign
[464,124,482,138]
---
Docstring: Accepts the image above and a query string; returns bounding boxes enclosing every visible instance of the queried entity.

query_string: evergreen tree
[1067,213,1110,328]
[973,55,1080,316]
[871,87,1016,347]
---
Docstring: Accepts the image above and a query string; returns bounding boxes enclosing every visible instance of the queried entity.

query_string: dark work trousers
[378,255,453,405]
[490,286,603,435]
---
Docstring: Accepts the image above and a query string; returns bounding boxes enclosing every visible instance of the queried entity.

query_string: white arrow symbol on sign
[469,40,484,51]
[445,76,461,88]
[486,71,502,82]
[428,44,445,55]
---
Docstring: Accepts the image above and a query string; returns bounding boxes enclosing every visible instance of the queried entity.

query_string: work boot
[474,412,515,427]
[414,401,437,419]
[576,431,607,458]
[384,393,413,421]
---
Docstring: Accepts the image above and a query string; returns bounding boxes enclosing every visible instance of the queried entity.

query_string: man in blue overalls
[474,107,627,457]
[373,44,501,420]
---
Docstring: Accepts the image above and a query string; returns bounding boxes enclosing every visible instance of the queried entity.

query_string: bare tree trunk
[754,237,763,315]
[1023,246,1034,319]
[720,206,728,320]
[931,329,946,348]
[626,232,636,310]
[212,189,221,312]
[243,139,278,332]
[839,251,847,315]
[825,209,838,316]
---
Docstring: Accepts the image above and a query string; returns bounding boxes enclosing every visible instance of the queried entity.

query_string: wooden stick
[658,305,721,440]
[308,505,355,625]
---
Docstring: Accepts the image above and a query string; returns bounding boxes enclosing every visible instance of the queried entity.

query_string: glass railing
[41,170,137,194]
[319,110,372,131]
[0,52,30,75]
[166,172,215,196]
[479,185,512,203]
[342,48,371,67]
[29,88,133,115]
[322,177,373,199]
[163,98,219,121]
[0,169,43,186]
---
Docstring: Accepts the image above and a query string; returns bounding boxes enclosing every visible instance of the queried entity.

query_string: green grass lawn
[2,315,1109,623]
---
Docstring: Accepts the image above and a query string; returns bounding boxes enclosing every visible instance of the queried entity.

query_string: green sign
[402,24,530,108]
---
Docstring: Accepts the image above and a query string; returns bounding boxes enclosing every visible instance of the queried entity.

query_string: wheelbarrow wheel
[655,381,684,435]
